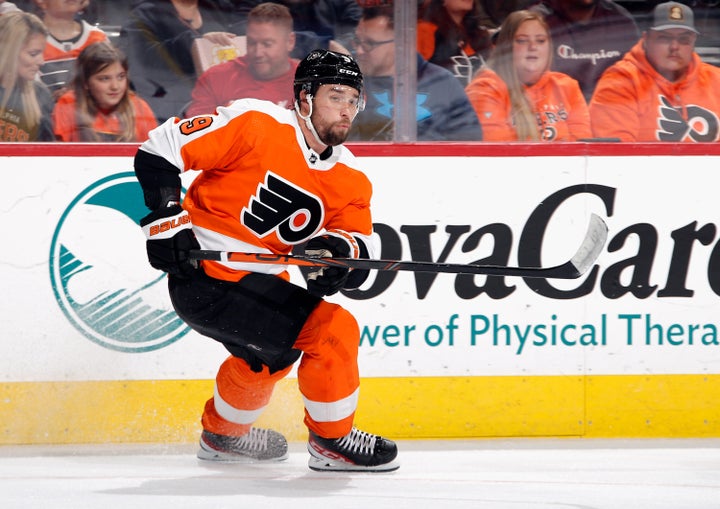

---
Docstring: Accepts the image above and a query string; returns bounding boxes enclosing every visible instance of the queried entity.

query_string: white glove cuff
[325,229,361,259]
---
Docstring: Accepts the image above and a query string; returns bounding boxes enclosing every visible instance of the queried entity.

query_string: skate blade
[308,456,400,472]
[197,446,289,463]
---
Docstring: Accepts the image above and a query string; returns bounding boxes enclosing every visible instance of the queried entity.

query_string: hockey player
[134,49,399,472]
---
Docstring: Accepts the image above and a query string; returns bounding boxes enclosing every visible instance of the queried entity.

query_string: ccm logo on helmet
[149,214,191,237]
[339,68,358,76]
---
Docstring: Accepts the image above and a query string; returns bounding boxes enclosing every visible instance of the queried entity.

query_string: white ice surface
[1,439,719,509]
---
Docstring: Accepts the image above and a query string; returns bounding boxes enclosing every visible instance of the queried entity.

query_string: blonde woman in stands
[53,41,157,142]
[465,9,590,141]
[0,11,54,141]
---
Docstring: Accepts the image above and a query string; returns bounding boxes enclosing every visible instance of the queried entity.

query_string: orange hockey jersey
[39,21,108,93]
[137,99,375,282]
[589,40,720,142]
[53,90,158,142]
[465,68,592,141]
[42,21,107,61]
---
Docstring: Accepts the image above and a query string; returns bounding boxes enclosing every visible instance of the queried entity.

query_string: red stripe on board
[345,142,720,157]
[0,143,141,157]
[1,142,720,158]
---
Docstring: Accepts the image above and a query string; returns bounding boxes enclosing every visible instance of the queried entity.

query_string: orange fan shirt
[465,68,592,141]
[137,99,374,282]
[53,90,158,142]
[589,40,720,142]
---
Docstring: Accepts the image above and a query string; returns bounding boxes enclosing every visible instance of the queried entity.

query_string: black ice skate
[307,427,399,472]
[197,428,288,462]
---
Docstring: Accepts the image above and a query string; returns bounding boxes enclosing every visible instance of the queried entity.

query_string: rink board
[2,375,720,443]
[1,143,720,444]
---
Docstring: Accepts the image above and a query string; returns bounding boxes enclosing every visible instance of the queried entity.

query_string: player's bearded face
[312,85,361,146]
[313,112,349,146]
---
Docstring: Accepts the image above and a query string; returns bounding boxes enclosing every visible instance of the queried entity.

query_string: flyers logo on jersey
[657,95,720,142]
[242,172,324,244]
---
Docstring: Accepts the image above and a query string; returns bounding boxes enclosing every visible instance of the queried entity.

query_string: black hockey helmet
[293,49,364,102]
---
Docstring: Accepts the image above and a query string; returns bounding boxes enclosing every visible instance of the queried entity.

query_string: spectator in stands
[465,9,591,141]
[33,0,108,99]
[529,0,639,101]
[0,0,22,14]
[477,0,536,28]
[52,41,157,142]
[589,2,720,142]
[349,5,482,141]
[417,0,493,86]
[227,0,361,57]
[0,11,54,141]
[186,2,298,116]
[120,0,238,124]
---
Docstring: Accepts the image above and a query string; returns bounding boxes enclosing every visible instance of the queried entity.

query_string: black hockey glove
[140,204,200,277]
[304,231,359,297]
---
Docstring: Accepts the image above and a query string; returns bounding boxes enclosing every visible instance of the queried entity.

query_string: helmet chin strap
[294,95,327,148]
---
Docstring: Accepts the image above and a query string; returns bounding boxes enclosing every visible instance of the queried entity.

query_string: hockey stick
[189,214,608,279]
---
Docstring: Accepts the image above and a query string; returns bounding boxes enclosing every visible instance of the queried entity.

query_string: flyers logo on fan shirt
[242,172,324,244]
[657,95,720,142]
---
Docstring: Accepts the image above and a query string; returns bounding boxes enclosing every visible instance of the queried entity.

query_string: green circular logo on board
[49,172,190,352]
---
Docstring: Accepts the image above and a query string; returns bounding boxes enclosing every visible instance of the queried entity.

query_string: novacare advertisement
[1,152,719,382]
[352,154,720,379]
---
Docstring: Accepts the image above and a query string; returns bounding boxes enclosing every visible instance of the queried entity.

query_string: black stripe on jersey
[134,149,183,210]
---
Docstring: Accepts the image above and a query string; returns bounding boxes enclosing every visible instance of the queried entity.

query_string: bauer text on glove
[140,204,200,277]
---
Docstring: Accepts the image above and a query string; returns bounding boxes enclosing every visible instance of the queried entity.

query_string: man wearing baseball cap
[589,2,720,142]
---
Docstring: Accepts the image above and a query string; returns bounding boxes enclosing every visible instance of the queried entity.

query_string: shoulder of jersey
[335,144,361,169]
[221,98,294,124]
[217,98,361,169]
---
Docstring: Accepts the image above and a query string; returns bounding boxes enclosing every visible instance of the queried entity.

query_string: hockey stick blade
[189,214,608,279]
